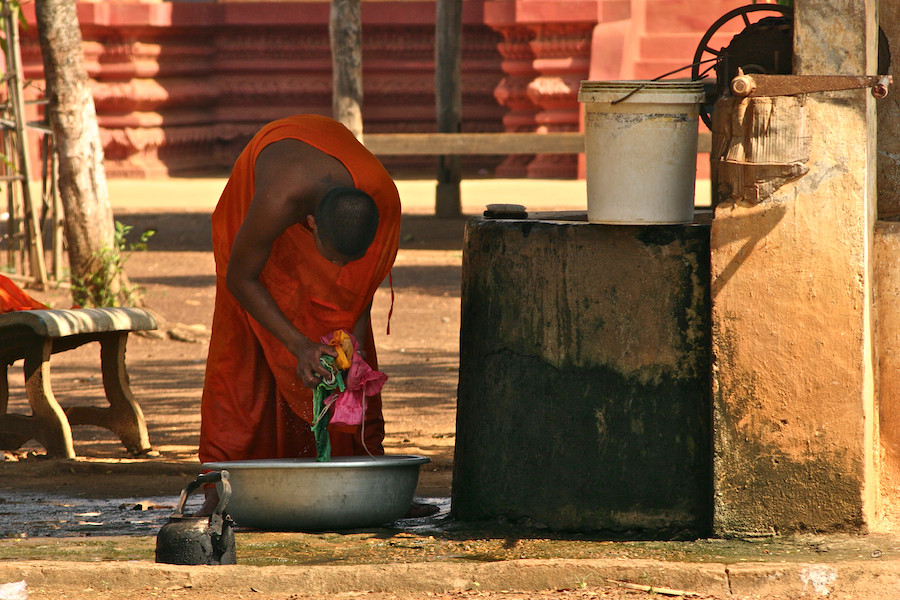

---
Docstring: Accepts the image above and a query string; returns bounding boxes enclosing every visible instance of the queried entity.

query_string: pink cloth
[320,331,388,426]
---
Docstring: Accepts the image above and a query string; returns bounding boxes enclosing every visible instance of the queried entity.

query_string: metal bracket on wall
[730,69,893,99]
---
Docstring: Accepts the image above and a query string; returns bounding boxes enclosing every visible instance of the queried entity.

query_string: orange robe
[0,274,46,312]
[199,115,401,463]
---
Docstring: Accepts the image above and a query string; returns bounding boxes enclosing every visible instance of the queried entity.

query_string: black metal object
[155,470,236,566]
[691,4,891,128]
[691,4,792,128]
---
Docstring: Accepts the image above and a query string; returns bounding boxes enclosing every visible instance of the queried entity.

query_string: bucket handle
[171,470,231,524]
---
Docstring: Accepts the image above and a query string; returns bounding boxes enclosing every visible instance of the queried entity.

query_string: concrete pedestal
[452,215,712,534]
[709,0,880,536]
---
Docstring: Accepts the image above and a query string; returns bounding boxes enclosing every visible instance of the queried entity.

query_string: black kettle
[155,470,236,565]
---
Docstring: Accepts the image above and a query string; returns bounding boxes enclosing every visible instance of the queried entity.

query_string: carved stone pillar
[485,1,603,179]
[491,25,538,177]
[85,32,218,177]
[525,22,593,178]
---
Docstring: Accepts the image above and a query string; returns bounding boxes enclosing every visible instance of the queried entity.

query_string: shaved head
[315,187,379,259]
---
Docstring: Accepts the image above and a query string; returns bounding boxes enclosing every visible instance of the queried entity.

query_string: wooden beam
[365,131,712,155]
[435,0,463,217]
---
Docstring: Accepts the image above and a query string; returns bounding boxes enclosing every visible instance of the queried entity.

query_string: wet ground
[0,492,451,539]
[2,487,900,570]
[0,493,173,538]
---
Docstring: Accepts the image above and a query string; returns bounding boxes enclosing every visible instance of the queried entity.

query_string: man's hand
[294,338,339,388]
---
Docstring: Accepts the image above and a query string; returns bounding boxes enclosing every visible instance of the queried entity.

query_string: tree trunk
[34,0,128,306]
[330,0,364,141]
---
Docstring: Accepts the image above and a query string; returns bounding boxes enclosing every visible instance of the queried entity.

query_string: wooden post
[330,0,364,141]
[435,0,462,217]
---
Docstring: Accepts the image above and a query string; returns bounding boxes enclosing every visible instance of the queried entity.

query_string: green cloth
[311,355,345,462]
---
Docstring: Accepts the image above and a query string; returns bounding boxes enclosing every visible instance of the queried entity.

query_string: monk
[198,115,401,513]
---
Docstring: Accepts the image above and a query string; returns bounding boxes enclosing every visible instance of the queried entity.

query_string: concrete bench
[0,307,158,459]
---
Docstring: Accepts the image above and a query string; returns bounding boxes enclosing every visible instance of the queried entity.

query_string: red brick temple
[14,0,764,179]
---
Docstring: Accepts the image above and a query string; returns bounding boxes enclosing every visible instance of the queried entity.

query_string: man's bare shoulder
[256,138,324,172]
[256,138,353,191]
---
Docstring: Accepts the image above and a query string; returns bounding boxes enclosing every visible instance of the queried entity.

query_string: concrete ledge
[3,557,900,598]
[0,558,730,596]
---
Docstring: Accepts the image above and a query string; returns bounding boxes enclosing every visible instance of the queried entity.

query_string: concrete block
[452,216,712,534]
[710,97,877,536]
[707,0,880,537]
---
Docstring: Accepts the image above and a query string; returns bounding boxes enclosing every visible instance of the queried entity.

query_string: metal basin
[201,455,430,531]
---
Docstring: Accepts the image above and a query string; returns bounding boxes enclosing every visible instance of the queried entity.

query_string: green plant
[71,221,155,307]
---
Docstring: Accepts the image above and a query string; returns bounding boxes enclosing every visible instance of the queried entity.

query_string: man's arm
[352,301,372,361]
[225,139,351,388]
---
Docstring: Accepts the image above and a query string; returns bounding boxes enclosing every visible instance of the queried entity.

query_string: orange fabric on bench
[0,274,47,313]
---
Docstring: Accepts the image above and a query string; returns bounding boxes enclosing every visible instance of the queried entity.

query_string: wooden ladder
[0,0,62,289]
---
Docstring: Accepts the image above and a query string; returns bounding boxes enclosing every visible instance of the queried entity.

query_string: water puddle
[0,493,178,537]
[0,494,451,538]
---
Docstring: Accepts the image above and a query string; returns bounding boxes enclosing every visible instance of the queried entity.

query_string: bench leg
[0,363,32,451]
[65,332,151,455]
[22,339,76,458]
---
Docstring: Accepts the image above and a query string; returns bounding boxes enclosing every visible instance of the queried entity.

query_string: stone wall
[16,1,506,178]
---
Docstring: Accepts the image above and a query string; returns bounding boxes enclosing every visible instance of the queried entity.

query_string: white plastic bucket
[578,80,705,224]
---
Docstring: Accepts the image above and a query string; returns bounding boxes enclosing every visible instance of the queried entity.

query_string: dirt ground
[0,205,474,501]
[0,180,768,600]
[0,177,600,499]
[0,178,708,500]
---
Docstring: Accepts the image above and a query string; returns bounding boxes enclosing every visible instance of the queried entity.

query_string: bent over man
[198,115,401,509]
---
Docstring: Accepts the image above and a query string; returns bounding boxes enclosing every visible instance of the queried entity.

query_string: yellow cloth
[328,330,354,371]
